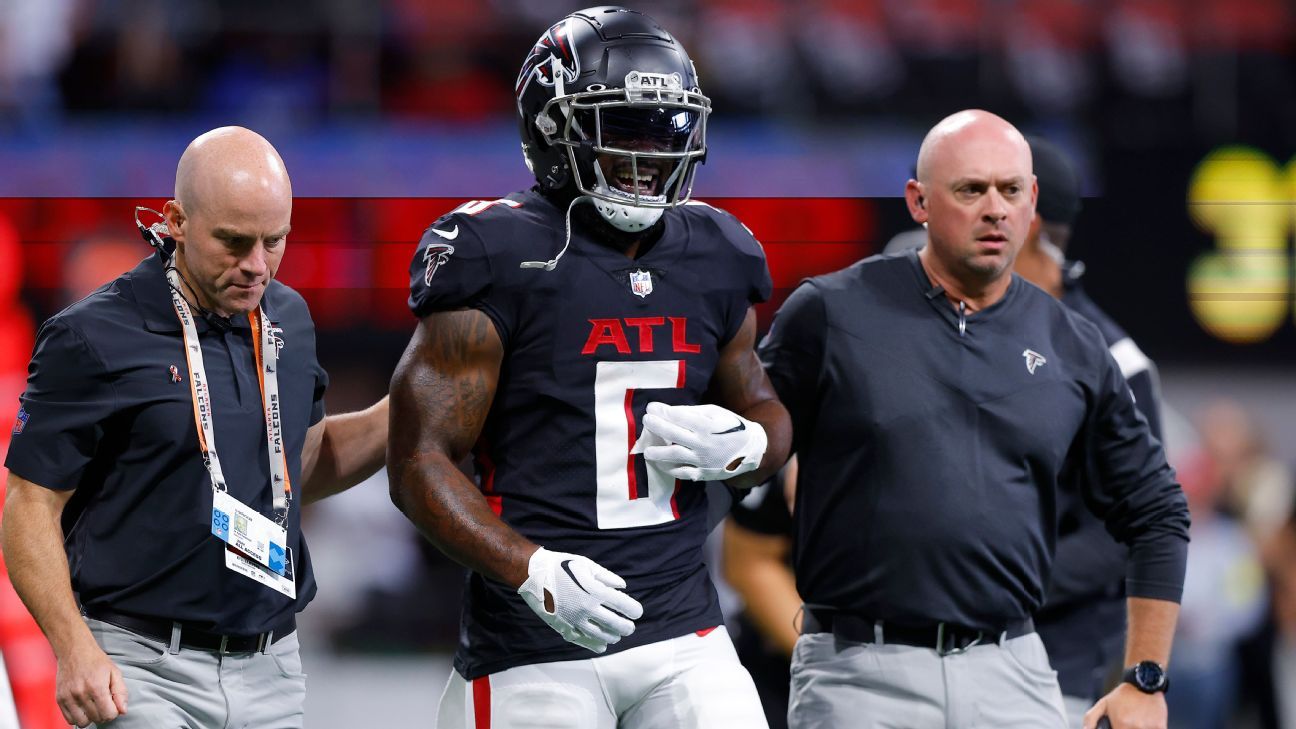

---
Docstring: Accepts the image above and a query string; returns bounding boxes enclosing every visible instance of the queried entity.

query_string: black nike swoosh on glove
[713,422,746,435]
[560,560,590,593]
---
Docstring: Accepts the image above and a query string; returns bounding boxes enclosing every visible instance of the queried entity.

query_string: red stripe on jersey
[669,360,685,517]
[624,389,637,499]
[472,676,491,728]
[696,626,718,637]
[479,453,496,494]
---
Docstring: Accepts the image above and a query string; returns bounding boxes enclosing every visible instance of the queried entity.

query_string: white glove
[517,547,644,654]
[633,402,767,482]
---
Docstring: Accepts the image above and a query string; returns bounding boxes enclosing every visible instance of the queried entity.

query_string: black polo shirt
[759,250,1189,632]
[6,251,326,635]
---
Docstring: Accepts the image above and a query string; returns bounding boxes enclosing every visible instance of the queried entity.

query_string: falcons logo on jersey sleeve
[424,242,456,285]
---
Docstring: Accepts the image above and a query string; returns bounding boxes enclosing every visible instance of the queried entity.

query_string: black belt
[85,607,295,655]
[802,606,1034,656]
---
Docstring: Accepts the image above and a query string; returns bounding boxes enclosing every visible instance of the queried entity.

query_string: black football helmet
[516,6,711,232]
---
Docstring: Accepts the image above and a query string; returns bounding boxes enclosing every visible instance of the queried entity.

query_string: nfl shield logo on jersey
[629,269,653,298]
[12,405,29,435]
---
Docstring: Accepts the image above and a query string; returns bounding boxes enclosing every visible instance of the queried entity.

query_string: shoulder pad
[680,200,771,303]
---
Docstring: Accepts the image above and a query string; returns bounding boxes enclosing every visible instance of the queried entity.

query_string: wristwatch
[1122,660,1169,694]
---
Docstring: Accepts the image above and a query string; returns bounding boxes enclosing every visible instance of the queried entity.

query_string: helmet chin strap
[590,162,664,233]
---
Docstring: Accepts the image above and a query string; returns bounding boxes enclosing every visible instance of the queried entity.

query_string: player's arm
[299,395,390,504]
[387,310,643,653]
[638,308,792,488]
[706,307,793,488]
[386,310,533,587]
[2,473,128,726]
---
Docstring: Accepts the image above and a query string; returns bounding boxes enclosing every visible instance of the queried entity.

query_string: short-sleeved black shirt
[6,251,327,635]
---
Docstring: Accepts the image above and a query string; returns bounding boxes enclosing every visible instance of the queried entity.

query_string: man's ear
[904,179,928,224]
[163,200,186,242]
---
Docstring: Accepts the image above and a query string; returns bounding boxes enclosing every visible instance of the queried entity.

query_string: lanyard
[164,263,292,521]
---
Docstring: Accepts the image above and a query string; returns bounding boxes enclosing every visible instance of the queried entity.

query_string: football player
[386,7,791,728]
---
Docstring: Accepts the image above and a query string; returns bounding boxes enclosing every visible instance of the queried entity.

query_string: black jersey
[407,189,771,679]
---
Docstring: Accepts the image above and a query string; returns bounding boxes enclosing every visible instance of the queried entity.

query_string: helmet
[516,6,711,232]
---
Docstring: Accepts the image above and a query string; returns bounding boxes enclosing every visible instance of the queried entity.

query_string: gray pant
[788,631,1068,729]
[1062,694,1092,728]
[87,617,307,728]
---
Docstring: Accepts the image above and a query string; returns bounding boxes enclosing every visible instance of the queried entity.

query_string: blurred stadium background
[0,1,1294,727]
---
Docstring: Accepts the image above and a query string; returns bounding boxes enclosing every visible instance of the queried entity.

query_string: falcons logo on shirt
[1022,349,1047,375]
[424,243,456,285]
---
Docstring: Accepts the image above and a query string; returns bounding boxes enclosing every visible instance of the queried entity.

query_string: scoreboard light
[1186,146,1295,344]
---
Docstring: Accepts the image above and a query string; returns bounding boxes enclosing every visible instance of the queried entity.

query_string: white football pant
[436,625,768,729]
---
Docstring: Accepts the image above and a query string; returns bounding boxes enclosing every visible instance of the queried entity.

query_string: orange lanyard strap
[164,262,290,519]
[250,310,293,509]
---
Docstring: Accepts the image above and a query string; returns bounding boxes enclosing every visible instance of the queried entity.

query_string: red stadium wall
[0,198,878,335]
[0,211,60,729]
[0,196,875,725]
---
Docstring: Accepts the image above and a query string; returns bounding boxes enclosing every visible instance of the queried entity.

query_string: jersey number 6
[593,360,686,529]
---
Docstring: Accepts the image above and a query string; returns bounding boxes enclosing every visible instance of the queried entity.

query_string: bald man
[2,126,388,728]
[760,110,1189,729]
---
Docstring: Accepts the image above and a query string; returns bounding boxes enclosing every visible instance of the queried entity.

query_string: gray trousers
[788,631,1068,729]
[87,617,307,728]
[1062,694,1092,728]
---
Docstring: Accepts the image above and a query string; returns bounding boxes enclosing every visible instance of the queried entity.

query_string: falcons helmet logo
[515,18,580,98]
